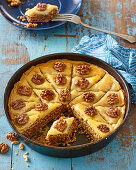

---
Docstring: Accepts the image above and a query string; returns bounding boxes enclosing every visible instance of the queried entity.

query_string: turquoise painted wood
[0,0,136,169]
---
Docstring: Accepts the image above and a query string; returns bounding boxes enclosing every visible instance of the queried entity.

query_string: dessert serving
[8,59,126,146]
[25,3,59,23]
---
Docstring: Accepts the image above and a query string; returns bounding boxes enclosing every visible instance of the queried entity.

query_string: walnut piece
[23,154,28,162]
[6,132,18,141]
[107,93,119,105]
[59,89,71,102]
[31,73,45,85]
[12,141,19,145]
[36,3,47,11]
[53,62,66,72]
[35,103,48,111]
[106,107,120,118]
[0,143,9,154]
[84,105,97,117]
[76,64,90,75]
[54,118,67,132]
[83,92,95,102]
[54,74,66,85]
[11,100,26,110]
[14,114,29,125]
[17,86,32,96]
[75,77,89,89]
[19,143,24,150]
[97,124,110,133]
[40,89,54,101]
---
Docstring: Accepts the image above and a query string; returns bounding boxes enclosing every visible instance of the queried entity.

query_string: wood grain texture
[0,0,136,169]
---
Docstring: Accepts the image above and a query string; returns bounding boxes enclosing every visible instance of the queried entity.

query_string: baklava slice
[86,119,114,140]
[38,59,72,76]
[96,106,126,126]
[24,66,52,89]
[33,89,60,104]
[46,117,77,146]
[25,3,58,22]
[70,91,105,106]
[72,104,106,123]
[72,62,106,78]
[8,75,40,102]
[71,75,101,92]
[45,74,71,93]
[90,73,121,92]
[94,90,125,107]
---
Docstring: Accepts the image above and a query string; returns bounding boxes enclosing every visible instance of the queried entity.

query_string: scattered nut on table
[19,143,24,150]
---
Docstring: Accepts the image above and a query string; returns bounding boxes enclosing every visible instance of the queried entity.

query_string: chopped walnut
[23,154,28,162]
[84,105,97,117]
[17,86,32,96]
[0,143,9,154]
[40,89,54,101]
[75,77,89,89]
[6,132,18,141]
[26,23,38,28]
[54,118,67,132]
[12,141,19,145]
[8,0,21,7]
[11,100,26,110]
[53,62,66,72]
[31,73,45,85]
[54,74,66,85]
[14,114,29,125]
[76,64,90,75]
[19,143,24,150]
[97,124,110,133]
[35,103,48,111]
[83,92,95,102]
[106,107,120,118]
[59,89,71,102]
[36,3,47,11]
[107,93,119,105]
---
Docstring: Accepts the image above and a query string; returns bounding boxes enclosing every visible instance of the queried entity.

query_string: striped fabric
[72,34,136,104]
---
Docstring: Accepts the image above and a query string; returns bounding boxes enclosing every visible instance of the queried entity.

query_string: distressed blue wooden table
[0,0,136,170]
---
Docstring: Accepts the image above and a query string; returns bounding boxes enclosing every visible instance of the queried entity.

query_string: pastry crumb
[8,0,21,7]
[26,23,38,28]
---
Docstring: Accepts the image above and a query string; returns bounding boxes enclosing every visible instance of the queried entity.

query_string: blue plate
[0,0,82,30]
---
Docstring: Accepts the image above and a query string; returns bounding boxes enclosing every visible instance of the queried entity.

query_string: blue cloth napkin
[72,34,136,104]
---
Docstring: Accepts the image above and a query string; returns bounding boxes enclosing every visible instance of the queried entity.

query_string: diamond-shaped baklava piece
[46,117,77,146]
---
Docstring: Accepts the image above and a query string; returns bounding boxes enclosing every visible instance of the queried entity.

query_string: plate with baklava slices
[0,0,83,30]
[4,53,130,157]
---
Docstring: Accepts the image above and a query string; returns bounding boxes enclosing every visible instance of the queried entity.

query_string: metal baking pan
[4,53,130,158]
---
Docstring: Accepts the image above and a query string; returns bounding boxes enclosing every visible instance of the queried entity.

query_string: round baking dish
[4,53,130,158]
